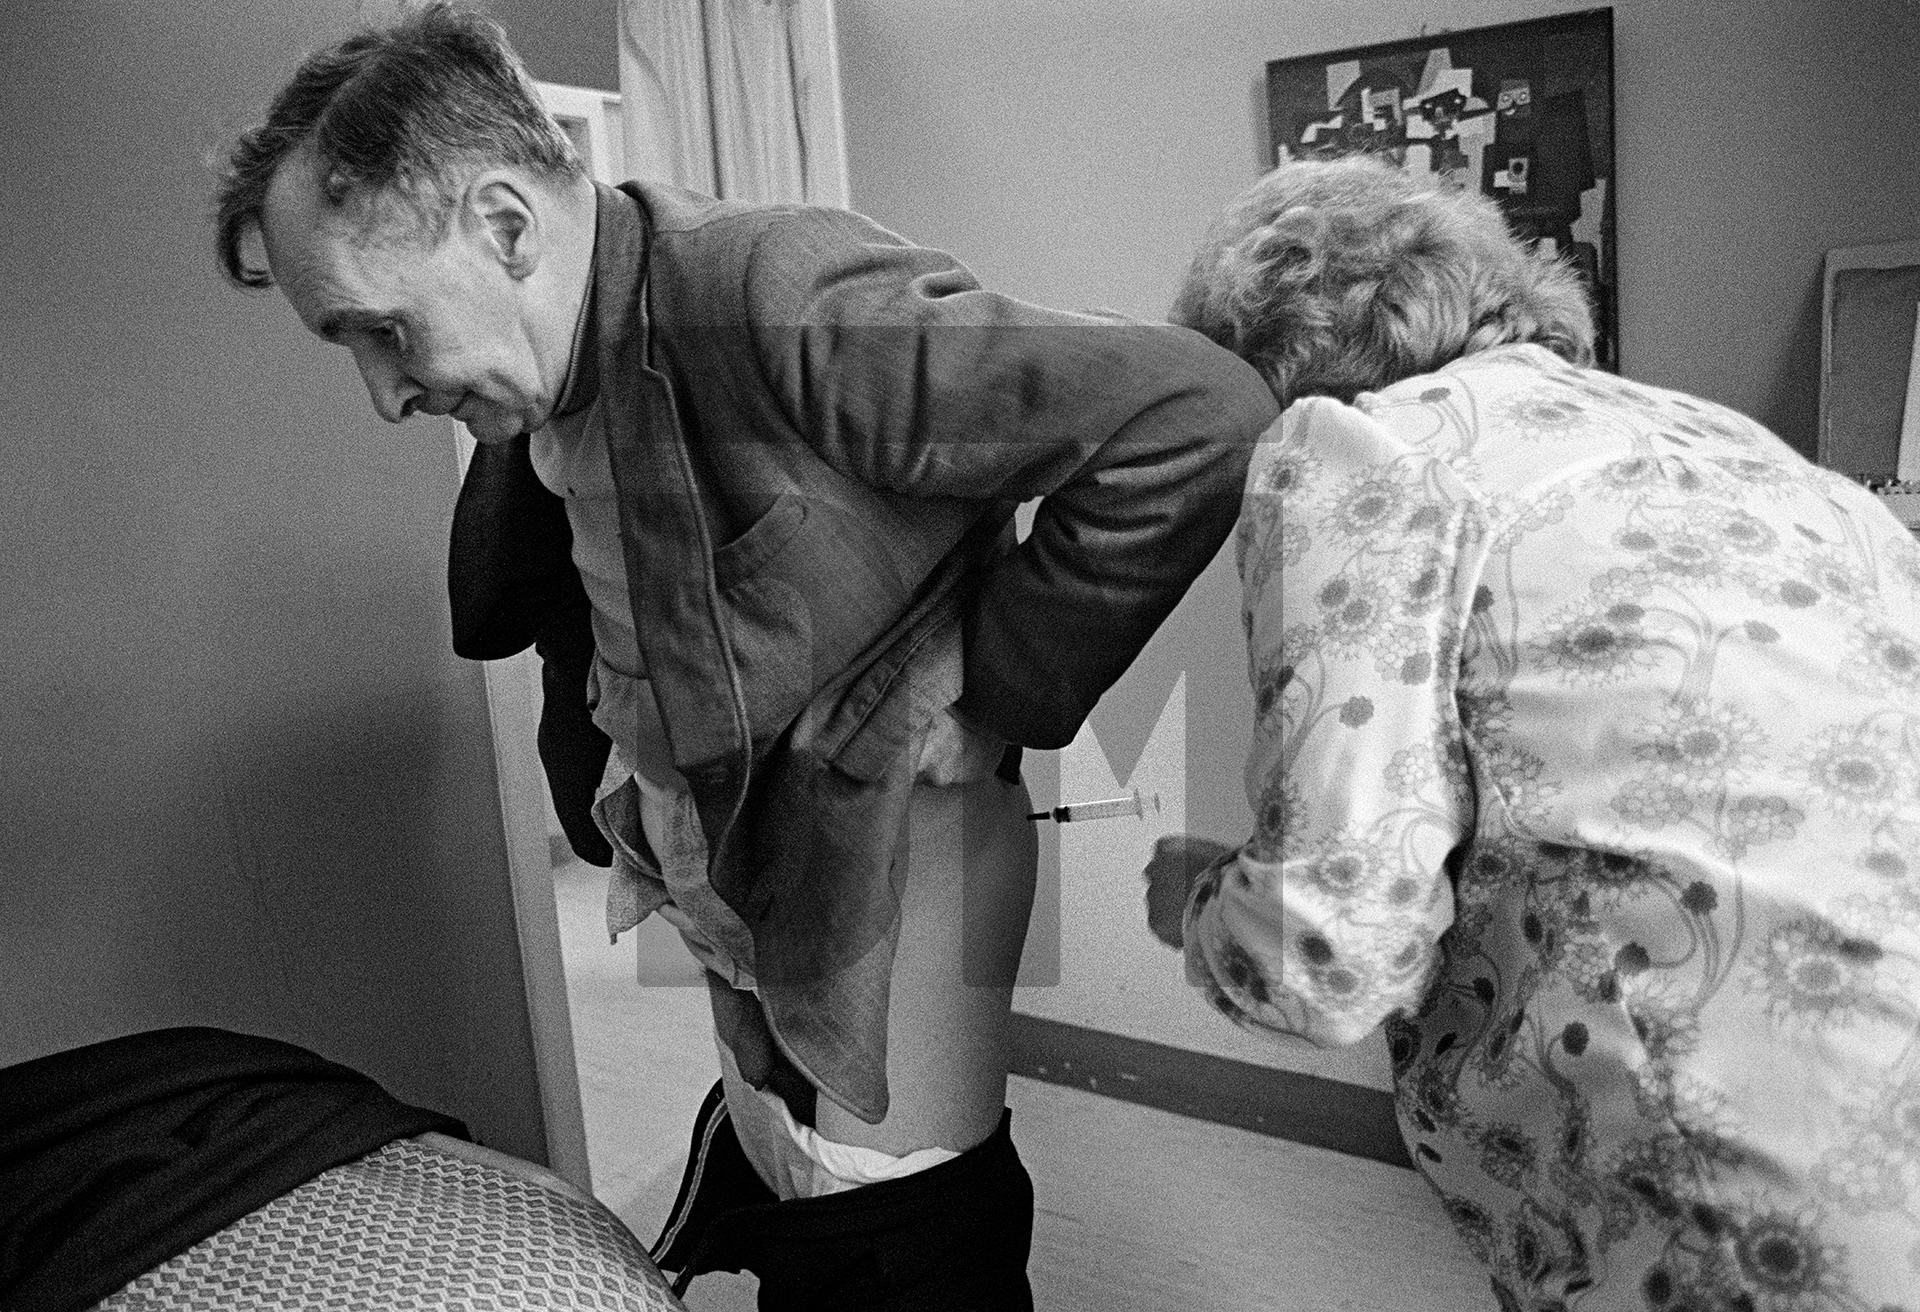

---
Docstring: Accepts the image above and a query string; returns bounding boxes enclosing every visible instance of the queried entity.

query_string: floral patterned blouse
[1186,344,1920,1310]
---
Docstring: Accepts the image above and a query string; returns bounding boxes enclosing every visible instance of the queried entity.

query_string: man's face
[259,155,558,444]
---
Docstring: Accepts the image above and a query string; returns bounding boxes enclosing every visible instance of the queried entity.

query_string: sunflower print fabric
[1184,344,1920,1310]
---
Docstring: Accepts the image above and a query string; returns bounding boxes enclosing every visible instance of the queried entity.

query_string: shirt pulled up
[529,385,751,989]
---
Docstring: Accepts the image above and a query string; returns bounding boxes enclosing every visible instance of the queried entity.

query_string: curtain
[618,0,851,208]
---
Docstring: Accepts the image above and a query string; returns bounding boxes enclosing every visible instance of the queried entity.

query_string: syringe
[1026,789,1161,823]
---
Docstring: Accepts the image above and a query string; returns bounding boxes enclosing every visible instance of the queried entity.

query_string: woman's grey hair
[215,2,583,288]
[1170,153,1595,405]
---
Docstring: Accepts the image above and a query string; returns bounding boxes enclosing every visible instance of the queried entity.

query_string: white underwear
[714,1040,957,1200]
[590,692,966,1201]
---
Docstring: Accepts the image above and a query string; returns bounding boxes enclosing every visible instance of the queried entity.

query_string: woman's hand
[1142,834,1234,949]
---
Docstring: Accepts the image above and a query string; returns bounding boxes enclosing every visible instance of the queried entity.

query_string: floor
[552,860,1493,1312]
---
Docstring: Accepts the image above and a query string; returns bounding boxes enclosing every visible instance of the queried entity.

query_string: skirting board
[1008,1012,1413,1171]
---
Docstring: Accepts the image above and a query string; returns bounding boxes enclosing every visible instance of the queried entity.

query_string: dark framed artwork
[1266,8,1618,370]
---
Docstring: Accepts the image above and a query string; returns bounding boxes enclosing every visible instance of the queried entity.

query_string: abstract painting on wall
[1266,8,1618,370]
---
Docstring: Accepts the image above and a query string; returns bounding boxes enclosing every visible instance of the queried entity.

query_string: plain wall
[836,0,1920,1082]
[838,0,1920,454]
[0,0,548,1161]
[492,0,619,89]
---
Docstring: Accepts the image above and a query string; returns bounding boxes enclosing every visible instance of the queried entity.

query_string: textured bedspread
[95,1136,685,1311]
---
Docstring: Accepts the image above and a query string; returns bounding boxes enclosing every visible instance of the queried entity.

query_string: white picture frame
[1819,239,1920,479]
[536,80,627,187]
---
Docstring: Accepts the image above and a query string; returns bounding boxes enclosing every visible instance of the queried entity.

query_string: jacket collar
[549,280,598,420]
[589,182,754,818]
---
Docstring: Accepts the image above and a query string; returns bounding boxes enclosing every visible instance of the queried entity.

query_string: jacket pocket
[715,494,914,740]
[712,492,809,589]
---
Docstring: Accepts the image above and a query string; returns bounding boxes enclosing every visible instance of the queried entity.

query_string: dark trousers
[653,1082,1034,1311]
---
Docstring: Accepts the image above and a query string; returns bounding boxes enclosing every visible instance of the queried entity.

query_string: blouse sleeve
[1183,397,1480,1047]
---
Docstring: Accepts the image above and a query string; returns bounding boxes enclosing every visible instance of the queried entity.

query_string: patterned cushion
[95,1137,685,1310]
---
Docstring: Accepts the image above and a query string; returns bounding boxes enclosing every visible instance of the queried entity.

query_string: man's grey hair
[1170,153,1595,406]
[215,2,583,288]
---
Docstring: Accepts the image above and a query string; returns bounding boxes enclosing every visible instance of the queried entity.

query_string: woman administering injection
[1147,155,1920,1309]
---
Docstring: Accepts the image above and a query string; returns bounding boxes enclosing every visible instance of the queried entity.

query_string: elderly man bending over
[213,5,1276,1308]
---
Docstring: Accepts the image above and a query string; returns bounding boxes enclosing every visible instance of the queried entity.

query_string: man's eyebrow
[317,309,387,340]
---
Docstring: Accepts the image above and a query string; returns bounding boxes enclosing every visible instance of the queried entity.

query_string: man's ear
[463,172,540,279]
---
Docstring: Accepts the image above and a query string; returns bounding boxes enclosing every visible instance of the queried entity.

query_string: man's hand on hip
[914,707,1007,787]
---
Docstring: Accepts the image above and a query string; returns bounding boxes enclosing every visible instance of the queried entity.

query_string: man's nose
[353,350,425,424]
